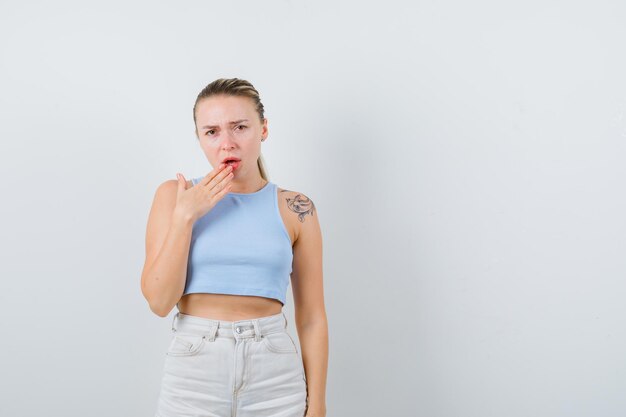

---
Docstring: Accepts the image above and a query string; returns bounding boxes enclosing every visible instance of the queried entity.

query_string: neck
[229,177,268,194]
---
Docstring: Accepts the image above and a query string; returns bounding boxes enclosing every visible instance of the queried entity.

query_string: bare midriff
[176,293,283,321]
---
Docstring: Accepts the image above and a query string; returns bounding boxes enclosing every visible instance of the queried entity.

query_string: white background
[1,1,624,416]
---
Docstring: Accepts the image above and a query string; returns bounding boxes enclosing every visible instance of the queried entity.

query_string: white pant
[154,311,308,417]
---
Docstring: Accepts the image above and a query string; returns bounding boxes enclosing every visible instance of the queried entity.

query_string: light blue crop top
[182,179,294,306]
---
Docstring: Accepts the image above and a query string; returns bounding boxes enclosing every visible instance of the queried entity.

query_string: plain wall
[0,1,624,416]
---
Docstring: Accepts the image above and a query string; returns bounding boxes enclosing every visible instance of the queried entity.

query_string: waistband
[171,310,288,342]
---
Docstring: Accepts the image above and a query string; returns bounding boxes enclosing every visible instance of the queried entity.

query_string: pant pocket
[262,331,298,354]
[166,333,206,357]
[261,331,307,384]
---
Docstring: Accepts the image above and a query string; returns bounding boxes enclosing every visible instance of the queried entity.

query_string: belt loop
[207,324,218,342]
[171,312,179,333]
[252,319,261,342]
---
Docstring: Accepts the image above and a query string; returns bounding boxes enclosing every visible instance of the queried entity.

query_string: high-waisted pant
[154,311,308,417]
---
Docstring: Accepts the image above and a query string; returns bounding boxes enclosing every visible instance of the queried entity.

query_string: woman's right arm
[140,166,234,317]
[140,179,194,317]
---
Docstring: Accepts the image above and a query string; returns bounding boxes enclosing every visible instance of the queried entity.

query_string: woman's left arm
[290,194,328,417]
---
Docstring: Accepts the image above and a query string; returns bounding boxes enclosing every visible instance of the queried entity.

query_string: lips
[222,157,241,164]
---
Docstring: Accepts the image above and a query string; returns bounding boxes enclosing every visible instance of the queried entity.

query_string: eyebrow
[201,119,249,130]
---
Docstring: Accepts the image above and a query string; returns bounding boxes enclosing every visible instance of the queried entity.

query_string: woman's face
[195,94,268,180]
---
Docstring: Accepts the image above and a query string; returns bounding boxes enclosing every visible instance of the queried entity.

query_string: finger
[207,165,234,191]
[215,179,233,198]
[176,173,187,191]
[200,163,229,185]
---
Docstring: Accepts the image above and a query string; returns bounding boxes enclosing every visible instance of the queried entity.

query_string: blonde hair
[193,78,269,181]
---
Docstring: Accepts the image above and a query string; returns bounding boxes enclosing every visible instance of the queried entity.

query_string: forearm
[298,319,328,415]
[141,211,194,317]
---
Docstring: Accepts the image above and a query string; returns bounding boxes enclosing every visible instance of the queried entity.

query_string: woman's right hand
[173,163,234,223]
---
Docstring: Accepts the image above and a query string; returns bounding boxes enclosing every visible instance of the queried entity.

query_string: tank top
[182,178,294,306]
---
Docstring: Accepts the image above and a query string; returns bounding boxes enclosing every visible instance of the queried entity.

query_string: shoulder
[276,186,319,245]
[155,177,195,194]
[150,177,195,207]
[276,186,317,223]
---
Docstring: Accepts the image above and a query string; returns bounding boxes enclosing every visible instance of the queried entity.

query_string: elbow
[149,301,171,318]
[146,295,174,318]
[141,282,174,318]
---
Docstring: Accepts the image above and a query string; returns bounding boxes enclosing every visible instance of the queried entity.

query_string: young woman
[141,78,328,417]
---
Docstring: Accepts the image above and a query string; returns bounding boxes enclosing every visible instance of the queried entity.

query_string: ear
[261,120,269,141]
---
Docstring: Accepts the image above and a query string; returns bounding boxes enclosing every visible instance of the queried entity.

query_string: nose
[220,130,238,149]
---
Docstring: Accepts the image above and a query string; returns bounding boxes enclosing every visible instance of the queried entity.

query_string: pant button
[235,326,242,334]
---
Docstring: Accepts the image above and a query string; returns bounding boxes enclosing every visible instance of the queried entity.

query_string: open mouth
[223,158,241,169]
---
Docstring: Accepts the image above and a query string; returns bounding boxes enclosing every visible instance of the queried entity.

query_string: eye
[205,130,215,136]
[237,125,247,130]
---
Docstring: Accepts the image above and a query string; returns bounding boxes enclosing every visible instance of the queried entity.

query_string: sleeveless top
[183,178,294,306]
